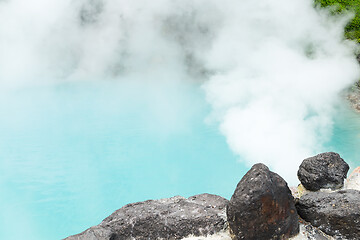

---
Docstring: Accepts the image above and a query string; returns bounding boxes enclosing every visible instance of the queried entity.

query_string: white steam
[0,0,359,182]
[202,0,360,181]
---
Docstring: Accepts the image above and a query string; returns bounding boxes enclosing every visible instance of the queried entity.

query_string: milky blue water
[0,82,359,239]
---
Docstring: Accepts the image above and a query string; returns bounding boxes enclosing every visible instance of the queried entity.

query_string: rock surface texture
[347,88,360,111]
[296,189,360,240]
[226,163,299,240]
[297,152,349,191]
[65,193,228,240]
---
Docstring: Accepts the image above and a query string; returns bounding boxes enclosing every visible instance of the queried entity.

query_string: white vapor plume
[202,0,360,181]
[0,0,359,182]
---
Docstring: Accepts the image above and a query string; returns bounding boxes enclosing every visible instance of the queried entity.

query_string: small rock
[296,189,360,240]
[226,163,299,240]
[289,221,334,240]
[297,152,349,191]
[65,193,228,240]
[300,222,333,240]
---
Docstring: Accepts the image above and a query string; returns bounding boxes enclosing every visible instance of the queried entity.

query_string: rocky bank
[347,87,360,112]
[347,54,360,112]
[65,152,360,240]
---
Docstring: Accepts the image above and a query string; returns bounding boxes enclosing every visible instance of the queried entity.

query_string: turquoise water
[326,100,360,168]
[0,81,246,239]
[0,82,359,239]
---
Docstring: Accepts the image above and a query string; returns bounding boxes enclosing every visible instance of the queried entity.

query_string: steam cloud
[0,0,359,182]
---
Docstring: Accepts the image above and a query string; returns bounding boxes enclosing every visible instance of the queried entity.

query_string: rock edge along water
[296,190,360,240]
[64,194,228,240]
[66,152,359,240]
[65,165,300,240]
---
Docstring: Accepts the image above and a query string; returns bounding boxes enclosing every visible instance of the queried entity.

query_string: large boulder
[295,189,360,240]
[226,163,299,240]
[65,193,228,240]
[297,152,349,191]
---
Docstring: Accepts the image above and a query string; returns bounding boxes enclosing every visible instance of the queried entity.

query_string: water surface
[0,82,359,239]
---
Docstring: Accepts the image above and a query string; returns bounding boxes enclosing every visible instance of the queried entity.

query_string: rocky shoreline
[346,54,360,112]
[347,87,360,112]
[65,152,360,240]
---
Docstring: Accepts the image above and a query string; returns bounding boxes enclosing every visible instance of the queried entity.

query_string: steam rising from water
[0,0,359,181]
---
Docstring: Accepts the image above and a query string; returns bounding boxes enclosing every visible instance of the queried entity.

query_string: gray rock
[296,189,360,240]
[65,193,228,240]
[226,163,299,240]
[297,152,349,191]
[298,221,334,240]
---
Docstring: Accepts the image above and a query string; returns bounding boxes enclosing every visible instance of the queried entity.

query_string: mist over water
[201,1,360,180]
[2,0,359,179]
[1,0,360,239]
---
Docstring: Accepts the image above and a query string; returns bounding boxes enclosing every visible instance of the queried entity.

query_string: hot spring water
[0,81,245,239]
[0,82,359,239]
[1,0,360,239]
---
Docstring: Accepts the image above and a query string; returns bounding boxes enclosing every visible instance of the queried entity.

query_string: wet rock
[296,189,360,240]
[297,152,349,191]
[226,163,299,240]
[65,193,228,240]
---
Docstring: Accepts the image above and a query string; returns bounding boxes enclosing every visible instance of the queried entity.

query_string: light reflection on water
[0,82,359,239]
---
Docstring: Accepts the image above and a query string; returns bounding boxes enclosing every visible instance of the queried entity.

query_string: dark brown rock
[65,193,228,240]
[226,163,299,240]
[297,152,349,191]
[296,189,360,240]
